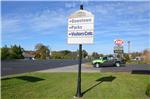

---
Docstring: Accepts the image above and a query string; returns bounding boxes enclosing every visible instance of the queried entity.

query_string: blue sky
[1,1,150,54]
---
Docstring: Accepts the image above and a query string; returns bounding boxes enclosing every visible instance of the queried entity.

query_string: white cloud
[2,8,68,35]
[2,2,149,41]
[2,18,22,33]
[29,11,67,32]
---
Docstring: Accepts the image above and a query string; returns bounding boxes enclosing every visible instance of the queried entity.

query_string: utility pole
[75,4,83,98]
[128,41,130,54]
[127,41,131,59]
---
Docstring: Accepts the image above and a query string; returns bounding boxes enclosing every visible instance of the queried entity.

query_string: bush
[146,84,150,97]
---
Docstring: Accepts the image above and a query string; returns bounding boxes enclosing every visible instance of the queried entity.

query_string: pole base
[73,96,83,99]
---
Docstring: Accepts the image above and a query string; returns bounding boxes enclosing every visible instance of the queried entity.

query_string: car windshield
[103,57,107,60]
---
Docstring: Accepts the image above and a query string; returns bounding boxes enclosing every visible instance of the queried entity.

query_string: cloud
[29,9,67,32]
[2,8,68,36]
[2,18,22,33]
[2,1,149,52]
[91,2,149,38]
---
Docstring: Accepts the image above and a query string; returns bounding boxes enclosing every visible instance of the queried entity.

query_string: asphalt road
[1,59,88,76]
[39,64,150,74]
[2,60,150,76]
[99,64,150,73]
[95,64,150,75]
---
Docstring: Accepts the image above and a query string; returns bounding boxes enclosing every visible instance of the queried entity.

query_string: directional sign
[68,24,93,31]
[68,10,94,44]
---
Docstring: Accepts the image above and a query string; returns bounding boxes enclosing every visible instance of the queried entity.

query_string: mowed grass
[1,72,150,99]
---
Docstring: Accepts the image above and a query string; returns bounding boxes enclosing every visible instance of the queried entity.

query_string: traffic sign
[114,39,124,45]
[114,50,124,53]
[114,46,123,50]
[68,10,94,44]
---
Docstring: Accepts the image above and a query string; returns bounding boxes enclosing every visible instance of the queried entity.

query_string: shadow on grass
[82,76,116,96]
[132,70,150,75]
[2,76,45,82]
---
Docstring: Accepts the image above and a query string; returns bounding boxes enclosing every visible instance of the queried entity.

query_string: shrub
[146,84,150,97]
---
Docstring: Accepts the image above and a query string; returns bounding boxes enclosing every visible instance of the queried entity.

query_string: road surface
[1,59,88,76]
[2,60,150,76]
[39,64,150,74]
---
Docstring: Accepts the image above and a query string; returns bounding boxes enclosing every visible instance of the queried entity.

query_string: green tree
[108,54,113,57]
[35,43,50,59]
[123,53,130,62]
[131,52,142,59]
[92,52,99,59]
[51,51,63,59]
[82,50,88,58]
[60,50,71,55]
[51,50,78,59]
[9,45,24,59]
[99,54,104,57]
[1,45,10,60]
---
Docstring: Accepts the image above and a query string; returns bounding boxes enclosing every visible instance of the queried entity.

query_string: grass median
[2,72,150,99]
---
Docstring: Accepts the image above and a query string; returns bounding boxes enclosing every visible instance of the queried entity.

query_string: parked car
[92,56,126,68]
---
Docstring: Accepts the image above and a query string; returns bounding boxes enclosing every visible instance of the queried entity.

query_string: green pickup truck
[92,56,126,68]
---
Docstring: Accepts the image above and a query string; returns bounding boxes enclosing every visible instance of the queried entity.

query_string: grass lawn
[1,72,150,99]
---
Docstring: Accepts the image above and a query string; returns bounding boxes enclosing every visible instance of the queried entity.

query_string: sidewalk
[38,64,101,73]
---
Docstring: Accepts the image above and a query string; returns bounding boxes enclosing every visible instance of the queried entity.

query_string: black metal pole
[76,44,82,97]
[75,4,83,98]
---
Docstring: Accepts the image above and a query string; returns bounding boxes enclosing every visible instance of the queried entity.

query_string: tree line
[1,45,24,60]
[1,43,149,63]
[1,43,90,60]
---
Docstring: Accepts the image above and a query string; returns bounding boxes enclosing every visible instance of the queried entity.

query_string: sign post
[76,43,82,97]
[114,39,124,58]
[76,5,83,97]
[68,4,94,98]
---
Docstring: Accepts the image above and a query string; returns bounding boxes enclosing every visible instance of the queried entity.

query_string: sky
[1,1,150,54]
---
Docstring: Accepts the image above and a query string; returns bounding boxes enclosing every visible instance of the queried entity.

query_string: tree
[82,50,88,58]
[60,50,71,55]
[143,49,149,55]
[51,51,63,59]
[51,50,78,59]
[143,49,150,63]
[108,54,113,57]
[131,52,142,59]
[99,54,104,57]
[1,45,10,60]
[9,45,24,59]
[35,43,50,59]
[92,52,99,59]
[123,53,130,61]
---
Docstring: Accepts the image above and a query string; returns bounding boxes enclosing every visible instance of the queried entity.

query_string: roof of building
[23,51,36,58]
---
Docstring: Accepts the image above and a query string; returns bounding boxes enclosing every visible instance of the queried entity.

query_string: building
[22,51,36,60]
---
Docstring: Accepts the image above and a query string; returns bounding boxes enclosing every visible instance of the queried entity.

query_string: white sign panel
[114,46,123,50]
[68,10,94,44]
[68,24,93,31]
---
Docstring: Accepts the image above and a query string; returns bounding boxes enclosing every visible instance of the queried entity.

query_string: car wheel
[95,63,100,68]
[115,62,120,67]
